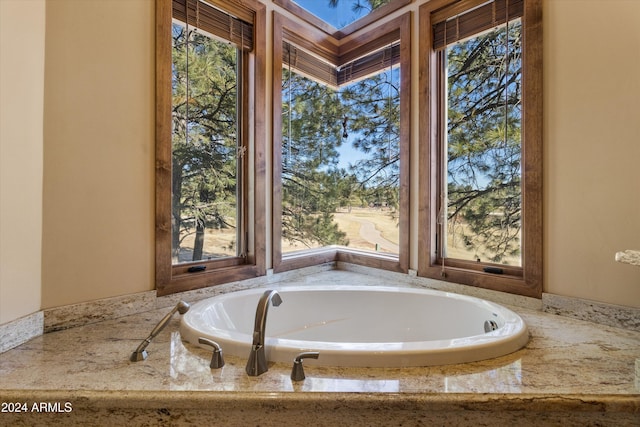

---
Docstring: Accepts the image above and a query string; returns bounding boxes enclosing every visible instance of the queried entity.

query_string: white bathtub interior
[180,285,529,367]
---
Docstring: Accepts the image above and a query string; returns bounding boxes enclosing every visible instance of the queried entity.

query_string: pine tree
[171,25,239,262]
[445,21,523,264]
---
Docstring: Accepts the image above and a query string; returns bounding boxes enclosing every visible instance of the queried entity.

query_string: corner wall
[0,0,46,324]
[543,0,640,305]
[41,0,155,308]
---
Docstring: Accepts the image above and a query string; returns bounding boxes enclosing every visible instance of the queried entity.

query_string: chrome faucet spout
[246,290,282,376]
[251,290,282,347]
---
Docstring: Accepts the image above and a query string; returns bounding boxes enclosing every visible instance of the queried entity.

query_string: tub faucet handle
[198,337,225,369]
[290,352,320,381]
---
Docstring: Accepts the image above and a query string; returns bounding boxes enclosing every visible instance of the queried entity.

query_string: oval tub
[180,285,529,367]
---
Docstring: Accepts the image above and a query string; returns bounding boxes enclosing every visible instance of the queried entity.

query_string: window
[280,43,401,256]
[419,0,542,297]
[171,23,243,263]
[272,12,410,274]
[444,19,523,267]
[156,0,266,295]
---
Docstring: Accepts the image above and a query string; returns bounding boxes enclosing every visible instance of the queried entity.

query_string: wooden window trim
[272,12,411,275]
[155,0,266,296]
[418,0,542,298]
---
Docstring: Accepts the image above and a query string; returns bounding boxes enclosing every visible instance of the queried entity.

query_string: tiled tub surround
[1,270,639,425]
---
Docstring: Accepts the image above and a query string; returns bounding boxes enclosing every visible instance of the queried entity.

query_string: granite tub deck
[1,271,639,426]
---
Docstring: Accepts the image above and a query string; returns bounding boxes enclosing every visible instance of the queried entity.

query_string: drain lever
[484,320,499,332]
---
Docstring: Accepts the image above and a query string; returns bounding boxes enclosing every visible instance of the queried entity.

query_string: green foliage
[446,21,523,264]
[341,69,400,208]
[328,0,391,13]
[281,64,400,249]
[281,71,349,247]
[171,25,239,261]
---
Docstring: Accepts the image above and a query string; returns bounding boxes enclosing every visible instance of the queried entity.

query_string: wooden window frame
[418,0,542,298]
[155,0,266,296]
[272,11,411,274]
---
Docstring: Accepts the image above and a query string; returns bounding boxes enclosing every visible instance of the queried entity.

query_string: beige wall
[0,0,46,323]
[543,0,640,305]
[1,0,638,325]
[41,0,155,308]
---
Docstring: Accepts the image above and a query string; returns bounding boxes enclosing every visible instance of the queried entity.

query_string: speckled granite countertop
[616,250,640,267]
[1,271,639,426]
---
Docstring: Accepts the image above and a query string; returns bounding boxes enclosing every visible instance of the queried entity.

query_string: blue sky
[293,0,372,29]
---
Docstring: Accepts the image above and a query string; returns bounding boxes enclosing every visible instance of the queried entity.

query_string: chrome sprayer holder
[130,301,190,362]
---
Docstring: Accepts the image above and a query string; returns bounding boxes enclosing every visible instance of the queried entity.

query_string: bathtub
[180,285,529,367]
